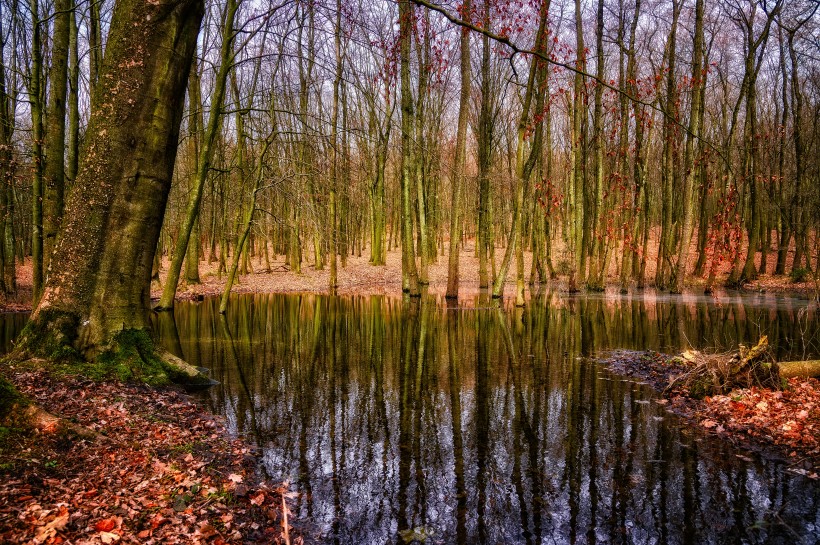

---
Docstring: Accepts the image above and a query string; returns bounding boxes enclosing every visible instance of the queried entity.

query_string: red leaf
[94,518,116,532]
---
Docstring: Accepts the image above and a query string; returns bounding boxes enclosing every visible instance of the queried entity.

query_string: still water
[5,291,820,544]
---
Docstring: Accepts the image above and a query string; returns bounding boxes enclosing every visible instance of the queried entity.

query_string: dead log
[777,360,820,379]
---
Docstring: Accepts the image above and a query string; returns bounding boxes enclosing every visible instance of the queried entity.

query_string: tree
[399,0,420,296]
[157,0,239,311]
[14,0,208,383]
[445,0,471,299]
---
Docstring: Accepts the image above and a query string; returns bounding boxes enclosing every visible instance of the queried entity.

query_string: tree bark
[42,0,70,277]
[399,0,420,296]
[445,0,470,299]
[671,0,704,294]
[16,0,205,375]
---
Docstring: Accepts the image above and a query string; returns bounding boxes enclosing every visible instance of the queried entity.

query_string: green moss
[688,375,714,400]
[15,309,81,363]
[93,329,172,386]
[0,376,26,420]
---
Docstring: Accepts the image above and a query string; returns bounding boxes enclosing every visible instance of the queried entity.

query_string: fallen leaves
[0,368,294,543]
[604,351,820,477]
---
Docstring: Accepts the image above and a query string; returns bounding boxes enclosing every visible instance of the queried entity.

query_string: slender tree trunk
[88,0,103,92]
[66,6,80,187]
[445,0,471,299]
[156,0,238,310]
[28,0,44,302]
[329,0,342,294]
[587,0,606,291]
[0,0,16,295]
[42,0,70,277]
[184,56,203,285]
[656,0,681,290]
[476,0,492,290]
[671,0,704,294]
[399,0,419,296]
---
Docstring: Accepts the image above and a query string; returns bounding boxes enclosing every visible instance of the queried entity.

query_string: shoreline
[603,350,820,479]
[0,245,815,313]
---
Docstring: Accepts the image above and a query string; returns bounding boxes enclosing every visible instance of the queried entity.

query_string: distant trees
[0,0,818,307]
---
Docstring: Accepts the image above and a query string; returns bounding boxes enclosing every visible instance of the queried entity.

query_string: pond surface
[4,291,820,544]
[151,291,820,545]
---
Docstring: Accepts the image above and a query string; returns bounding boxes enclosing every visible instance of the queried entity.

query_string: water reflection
[145,293,820,544]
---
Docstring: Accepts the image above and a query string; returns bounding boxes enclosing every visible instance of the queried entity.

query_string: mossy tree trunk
[15,0,204,368]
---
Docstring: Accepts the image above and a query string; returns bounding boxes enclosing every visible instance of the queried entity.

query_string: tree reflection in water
[149,292,820,544]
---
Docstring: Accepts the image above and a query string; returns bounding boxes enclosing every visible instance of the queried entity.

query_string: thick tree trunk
[16,0,205,379]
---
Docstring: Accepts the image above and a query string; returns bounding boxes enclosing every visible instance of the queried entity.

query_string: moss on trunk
[12,309,213,387]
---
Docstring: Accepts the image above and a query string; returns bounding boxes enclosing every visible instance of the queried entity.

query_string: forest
[1,1,820,543]
[0,0,818,310]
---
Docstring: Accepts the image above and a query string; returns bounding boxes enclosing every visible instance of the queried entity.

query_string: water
[5,291,820,543]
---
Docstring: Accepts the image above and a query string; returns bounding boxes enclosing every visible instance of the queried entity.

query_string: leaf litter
[603,350,820,478]
[0,365,299,544]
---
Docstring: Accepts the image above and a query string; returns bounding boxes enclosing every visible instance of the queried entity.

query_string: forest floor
[603,351,820,479]
[0,363,295,544]
[155,238,817,303]
[0,236,816,313]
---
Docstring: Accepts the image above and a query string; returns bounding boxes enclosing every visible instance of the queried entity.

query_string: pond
[5,291,820,544]
[156,291,820,545]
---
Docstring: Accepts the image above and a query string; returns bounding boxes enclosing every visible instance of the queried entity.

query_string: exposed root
[666,336,780,398]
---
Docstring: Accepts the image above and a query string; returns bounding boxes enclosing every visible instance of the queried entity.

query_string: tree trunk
[42,0,70,277]
[15,0,206,382]
[157,0,238,310]
[568,0,586,293]
[445,0,470,299]
[671,0,704,294]
[329,0,343,294]
[586,0,606,291]
[0,0,16,295]
[476,0,492,290]
[29,0,44,302]
[399,0,419,296]
[655,0,681,290]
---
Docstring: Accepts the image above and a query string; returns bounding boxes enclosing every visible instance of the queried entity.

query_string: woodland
[0,0,819,542]
[0,0,816,319]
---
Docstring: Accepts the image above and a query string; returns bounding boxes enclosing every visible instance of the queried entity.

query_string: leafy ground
[0,364,297,544]
[604,351,820,478]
